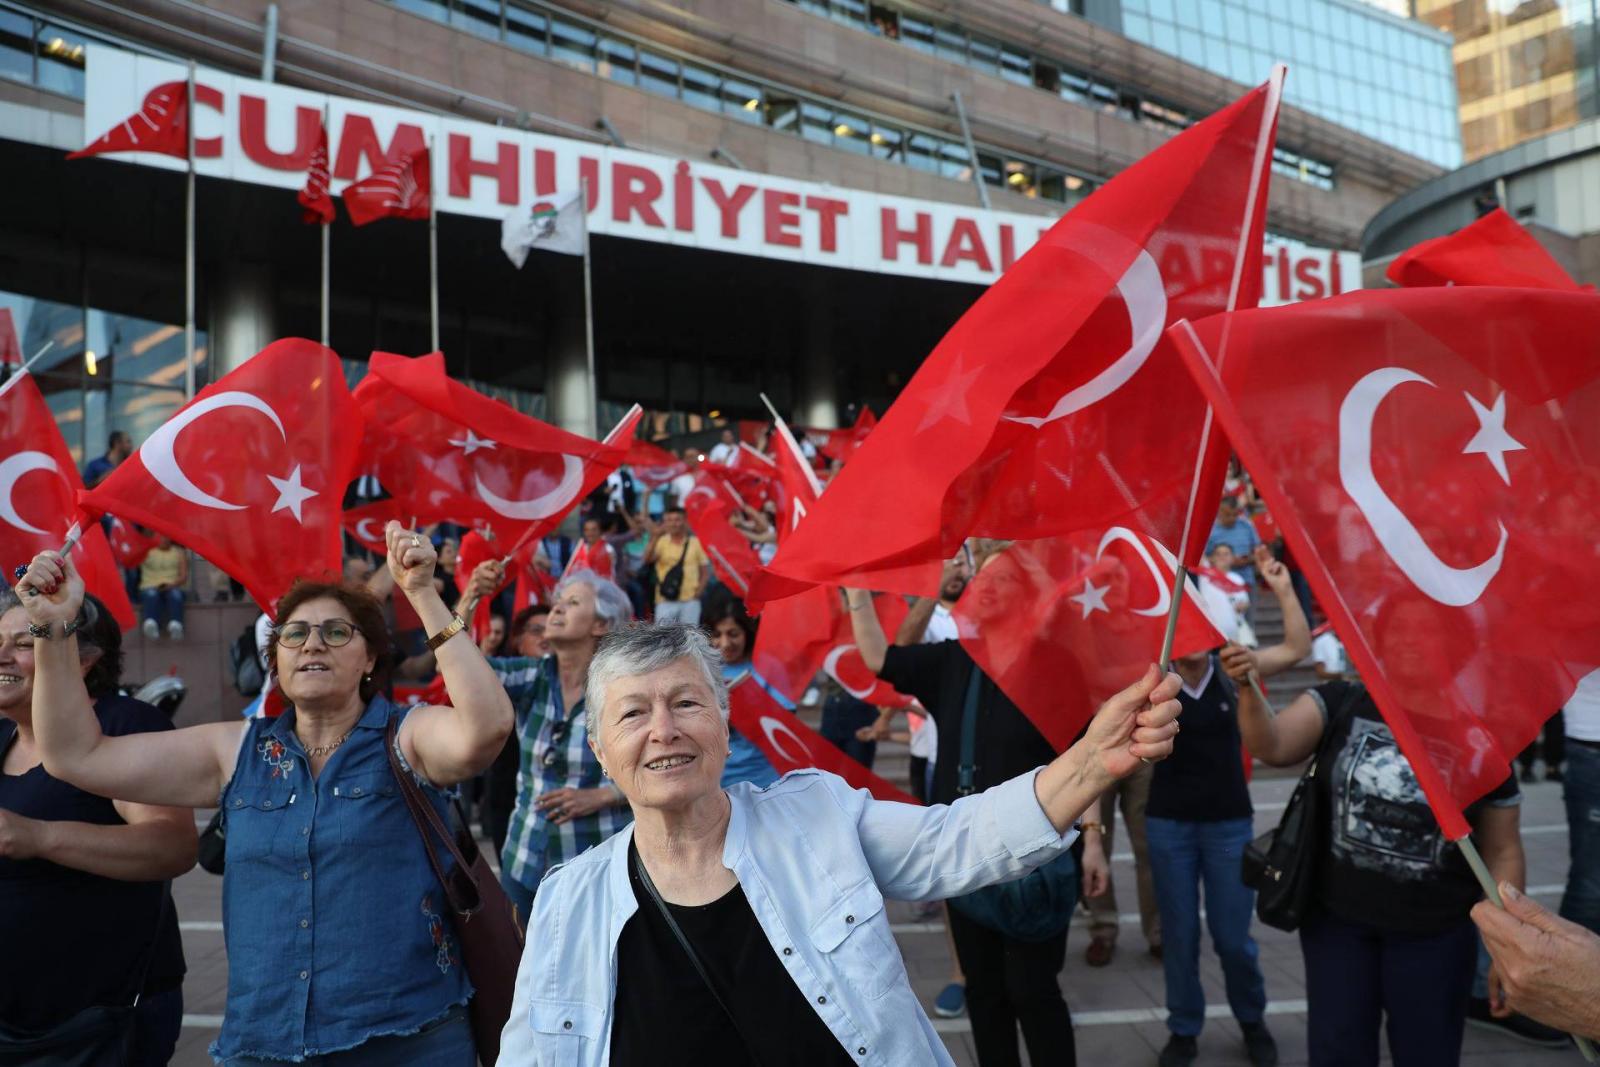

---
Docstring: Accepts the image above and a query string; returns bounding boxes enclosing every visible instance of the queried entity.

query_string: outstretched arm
[844,588,889,674]
[1250,548,1310,676]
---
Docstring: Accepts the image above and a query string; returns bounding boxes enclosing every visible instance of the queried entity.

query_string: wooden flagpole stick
[184,60,197,402]
[1455,836,1599,1060]
[428,135,439,353]
[0,341,55,399]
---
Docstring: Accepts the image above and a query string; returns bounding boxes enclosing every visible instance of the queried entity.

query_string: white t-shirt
[1311,631,1347,676]
[1563,670,1600,742]
[909,602,959,761]
[708,442,737,466]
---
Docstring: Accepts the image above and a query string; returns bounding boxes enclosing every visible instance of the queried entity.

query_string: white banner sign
[81,45,1357,299]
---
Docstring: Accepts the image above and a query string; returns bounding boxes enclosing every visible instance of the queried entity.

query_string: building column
[795,277,839,429]
[543,268,597,439]
[207,263,278,376]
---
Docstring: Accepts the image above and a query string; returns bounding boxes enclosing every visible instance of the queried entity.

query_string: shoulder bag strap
[385,717,479,914]
[632,847,766,1067]
[956,666,983,797]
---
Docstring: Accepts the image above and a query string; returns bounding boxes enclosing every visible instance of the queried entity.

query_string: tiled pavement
[167,766,1584,1066]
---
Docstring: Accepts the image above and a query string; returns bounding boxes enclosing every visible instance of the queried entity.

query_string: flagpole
[320,105,330,347]
[428,135,439,353]
[580,175,597,438]
[0,341,54,399]
[184,60,197,402]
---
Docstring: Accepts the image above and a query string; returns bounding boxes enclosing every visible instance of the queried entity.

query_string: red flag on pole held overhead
[342,498,425,556]
[298,122,335,225]
[726,671,920,804]
[955,533,1225,752]
[0,309,20,366]
[625,438,689,487]
[681,473,764,597]
[106,516,160,570]
[821,593,915,708]
[80,338,363,615]
[808,407,877,464]
[1169,287,1600,839]
[1386,208,1583,291]
[342,146,431,226]
[353,351,626,550]
[0,374,135,629]
[748,72,1284,608]
[67,81,190,160]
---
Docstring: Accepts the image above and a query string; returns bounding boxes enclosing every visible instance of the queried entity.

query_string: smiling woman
[501,623,1185,1065]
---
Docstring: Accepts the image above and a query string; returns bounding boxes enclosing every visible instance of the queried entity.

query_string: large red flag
[727,672,919,804]
[681,473,764,597]
[749,72,1283,607]
[68,81,190,160]
[353,351,625,550]
[0,309,20,367]
[81,339,363,614]
[342,147,431,226]
[1171,287,1600,839]
[806,407,877,464]
[298,122,335,225]
[821,594,915,708]
[343,498,426,556]
[0,375,135,628]
[955,532,1225,751]
[1386,208,1582,291]
[106,516,160,570]
[626,438,689,487]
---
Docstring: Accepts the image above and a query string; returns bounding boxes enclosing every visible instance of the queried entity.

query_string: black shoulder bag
[1241,685,1357,932]
[656,538,691,601]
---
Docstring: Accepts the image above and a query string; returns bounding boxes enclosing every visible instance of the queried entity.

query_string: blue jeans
[217,1004,473,1066]
[130,986,182,1067]
[1562,743,1600,934]
[1146,815,1266,1036]
[139,587,184,627]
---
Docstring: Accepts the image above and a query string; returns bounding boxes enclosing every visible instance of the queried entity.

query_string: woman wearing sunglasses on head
[14,523,512,1066]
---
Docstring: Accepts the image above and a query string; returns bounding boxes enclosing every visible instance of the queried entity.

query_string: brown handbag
[385,719,525,1067]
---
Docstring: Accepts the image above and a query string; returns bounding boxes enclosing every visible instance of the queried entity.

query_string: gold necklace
[301,727,355,759]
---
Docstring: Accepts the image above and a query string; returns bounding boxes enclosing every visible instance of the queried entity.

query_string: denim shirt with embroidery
[210,695,471,1062]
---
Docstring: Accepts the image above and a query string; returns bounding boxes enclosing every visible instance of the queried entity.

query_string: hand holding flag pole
[13,522,82,593]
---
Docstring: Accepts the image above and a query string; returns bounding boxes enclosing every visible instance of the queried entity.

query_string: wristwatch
[425,614,467,651]
[28,618,82,640]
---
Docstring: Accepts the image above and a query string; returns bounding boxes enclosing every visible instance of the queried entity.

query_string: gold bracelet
[425,614,467,651]
[1078,821,1105,836]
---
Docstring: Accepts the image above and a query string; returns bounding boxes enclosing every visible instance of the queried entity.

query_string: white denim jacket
[497,767,1077,1066]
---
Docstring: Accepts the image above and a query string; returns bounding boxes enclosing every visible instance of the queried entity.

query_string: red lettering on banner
[998,224,1017,271]
[701,178,757,238]
[193,83,224,158]
[612,163,665,227]
[673,161,694,232]
[939,218,992,271]
[804,196,848,253]
[332,115,427,180]
[1276,250,1291,298]
[447,133,517,204]
[1329,253,1343,295]
[764,190,802,247]
[1294,256,1326,300]
[880,208,932,265]
[579,157,600,211]
[532,148,556,197]
[238,96,320,169]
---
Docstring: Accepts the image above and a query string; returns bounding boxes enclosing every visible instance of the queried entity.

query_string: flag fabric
[353,351,626,554]
[625,438,689,487]
[0,309,20,366]
[81,338,363,614]
[298,122,335,225]
[456,528,504,642]
[681,473,764,597]
[565,537,616,581]
[342,498,424,556]
[342,147,431,226]
[955,532,1225,751]
[807,407,877,463]
[1386,208,1582,291]
[821,594,916,708]
[1170,286,1600,839]
[0,374,135,629]
[748,73,1283,608]
[107,516,160,570]
[68,81,190,160]
[727,671,919,804]
[768,416,823,538]
[502,189,585,266]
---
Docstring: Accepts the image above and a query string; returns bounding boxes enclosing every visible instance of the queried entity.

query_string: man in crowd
[644,506,709,625]
[1207,499,1261,587]
[707,426,738,466]
[82,430,130,489]
[568,516,618,581]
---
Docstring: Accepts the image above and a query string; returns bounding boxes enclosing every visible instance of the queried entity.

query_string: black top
[0,695,186,1033]
[1147,657,1253,823]
[879,641,1056,805]
[1310,681,1521,935]
[610,843,855,1067]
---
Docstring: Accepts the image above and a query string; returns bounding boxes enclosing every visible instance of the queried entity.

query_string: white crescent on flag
[474,455,585,521]
[141,391,286,511]
[0,451,57,535]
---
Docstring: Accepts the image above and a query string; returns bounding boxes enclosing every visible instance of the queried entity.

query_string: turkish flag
[353,351,626,552]
[626,438,689,487]
[342,498,425,556]
[457,528,504,642]
[1171,286,1600,838]
[565,538,616,581]
[749,73,1283,608]
[681,473,765,597]
[107,516,160,570]
[342,147,431,226]
[768,417,824,539]
[956,532,1225,752]
[1387,208,1582,291]
[727,672,919,804]
[68,81,190,160]
[512,553,559,612]
[0,375,135,629]
[298,123,335,225]
[0,309,20,366]
[807,407,877,463]
[81,338,363,615]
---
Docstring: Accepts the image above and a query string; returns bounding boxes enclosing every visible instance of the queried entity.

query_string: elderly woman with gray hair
[500,623,1184,1065]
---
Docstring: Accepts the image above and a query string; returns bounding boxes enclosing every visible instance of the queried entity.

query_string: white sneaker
[142,619,160,640]
[167,621,184,640]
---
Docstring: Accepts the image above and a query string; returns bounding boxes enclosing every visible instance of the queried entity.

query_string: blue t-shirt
[1206,517,1261,585]
[81,455,115,488]
[720,662,794,789]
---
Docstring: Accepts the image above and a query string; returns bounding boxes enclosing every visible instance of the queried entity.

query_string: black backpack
[228,622,264,698]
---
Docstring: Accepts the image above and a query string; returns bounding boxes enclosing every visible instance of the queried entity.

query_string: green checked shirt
[495,654,632,891]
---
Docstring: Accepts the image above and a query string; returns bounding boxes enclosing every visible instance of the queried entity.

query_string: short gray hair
[556,571,634,631]
[585,623,728,748]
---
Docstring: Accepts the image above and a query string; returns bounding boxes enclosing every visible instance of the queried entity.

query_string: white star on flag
[449,429,497,456]
[1070,578,1110,619]
[1461,390,1524,485]
[915,352,983,433]
[267,466,318,523]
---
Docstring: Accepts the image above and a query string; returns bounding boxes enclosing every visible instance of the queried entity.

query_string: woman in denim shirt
[17,522,513,1065]
[501,624,1183,1065]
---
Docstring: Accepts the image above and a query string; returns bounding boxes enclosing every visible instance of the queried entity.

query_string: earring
[362,673,371,684]
[600,766,609,778]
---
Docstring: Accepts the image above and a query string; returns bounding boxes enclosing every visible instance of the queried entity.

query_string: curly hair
[269,578,393,703]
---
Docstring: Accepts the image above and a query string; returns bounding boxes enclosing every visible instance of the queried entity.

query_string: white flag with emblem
[501,190,584,266]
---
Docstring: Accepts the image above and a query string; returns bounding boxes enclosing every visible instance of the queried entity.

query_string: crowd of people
[2,430,1597,1067]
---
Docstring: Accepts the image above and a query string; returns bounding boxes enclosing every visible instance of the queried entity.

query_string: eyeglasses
[541,718,572,770]
[276,619,360,649]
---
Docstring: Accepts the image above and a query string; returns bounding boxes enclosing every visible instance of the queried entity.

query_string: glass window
[1033,60,1061,92]
[976,151,1004,186]
[1001,159,1035,197]
[1178,28,1205,65]
[1124,13,1151,40]
[596,37,637,85]
[35,23,87,98]
[505,4,547,53]
[638,49,678,98]
[969,37,1001,74]
[1151,20,1177,53]
[722,77,762,123]
[868,3,899,37]
[868,123,902,161]
[0,10,32,84]
[938,138,973,181]
[904,132,940,173]
[901,15,935,53]
[800,101,833,145]
[1148,0,1175,20]
[395,0,449,22]
[764,94,800,134]
[832,110,870,155]
[934,26,966,63]
[681,62,719,111]
[549,17,595,71]
[1000,46,1031,85]
[450,0,501,40]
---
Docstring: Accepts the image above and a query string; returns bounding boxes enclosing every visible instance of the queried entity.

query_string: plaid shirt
[495,655,632,891]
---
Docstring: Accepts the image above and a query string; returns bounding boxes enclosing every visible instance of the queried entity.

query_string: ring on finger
[411,534,422,549]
